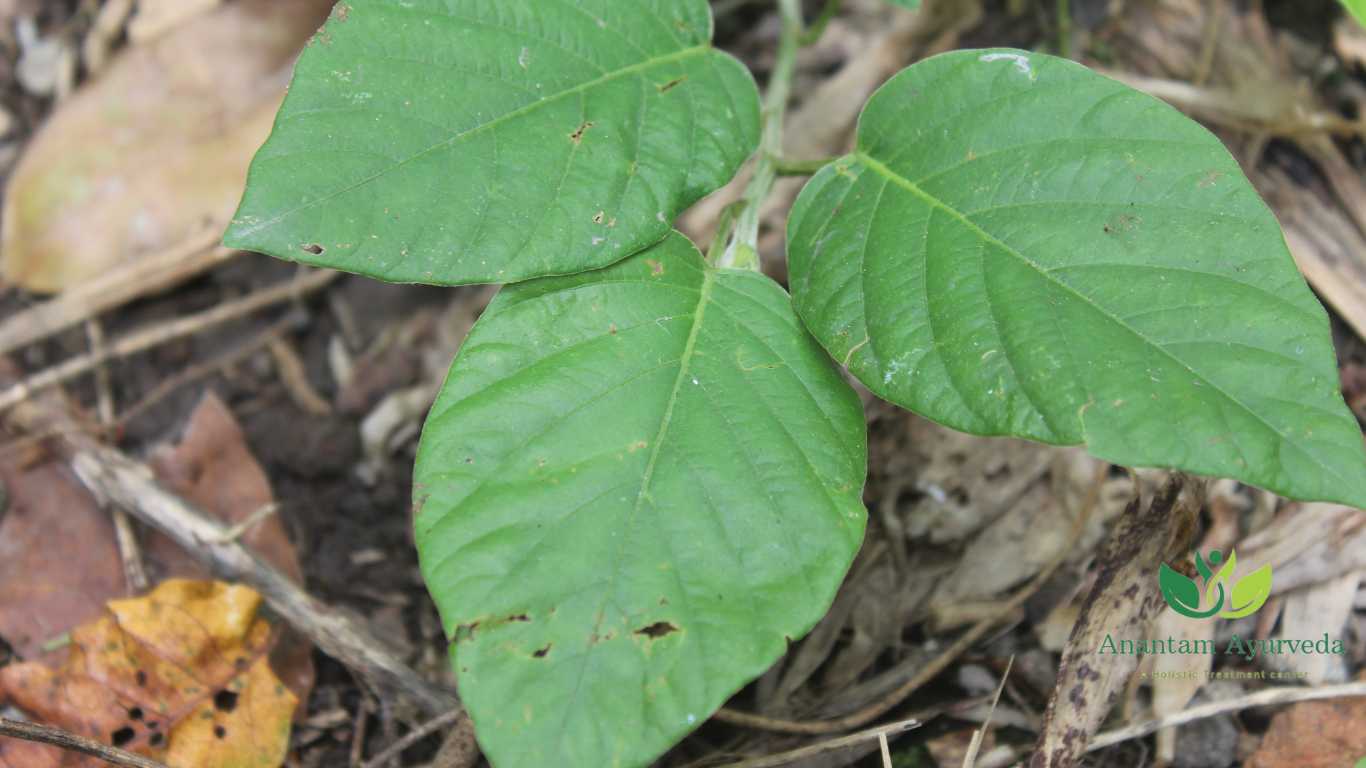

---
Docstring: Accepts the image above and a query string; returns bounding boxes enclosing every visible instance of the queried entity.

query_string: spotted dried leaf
[0,580,297,768]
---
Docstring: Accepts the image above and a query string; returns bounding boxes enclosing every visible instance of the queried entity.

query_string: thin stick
[4,399,460,718]
[0,228,231,357]
[0,269,338,412]
[1087,681,1366,752]
[720,716,921,768]
[359,709,469,768]
[115,314,297,428]
[0,717,168,768]
[85,319,150,594]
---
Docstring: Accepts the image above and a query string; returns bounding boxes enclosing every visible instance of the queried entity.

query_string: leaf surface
[224,0,760,286]
[787,48,1366,506]
[413,233,866,767]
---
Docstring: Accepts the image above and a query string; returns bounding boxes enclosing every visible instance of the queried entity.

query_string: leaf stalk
[717,0,803,270]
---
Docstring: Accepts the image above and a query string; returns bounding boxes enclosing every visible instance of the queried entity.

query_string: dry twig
[1087,681,1366,752]
[4,398,459,718]
[359,709,472,768]
[719,715,922,768]
[0,228,231,357]
[0,717,168,768]
[0,269,338,412]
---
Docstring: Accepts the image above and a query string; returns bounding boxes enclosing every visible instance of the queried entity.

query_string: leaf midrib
[852,150,1348,488]
[227,44,712,242]
[553,266,717,755]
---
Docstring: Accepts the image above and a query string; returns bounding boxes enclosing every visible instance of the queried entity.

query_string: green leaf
[787,48,1366,507]
[1222,563,1272,619]
[1344,0,1366,27]
[414,233,867,767]
[1159,564,1202,617]
[886,0,922,8]
[224,0,760,286]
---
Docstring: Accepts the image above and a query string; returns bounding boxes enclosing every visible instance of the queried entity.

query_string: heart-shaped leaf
[787,48,1366,507]
[413,233,867,767]
[224,0,760,286]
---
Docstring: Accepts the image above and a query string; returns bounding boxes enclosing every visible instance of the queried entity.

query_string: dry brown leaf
[1274,572,1360,684]
[128,0,223,43]
[0,0,331,293]
[1337,17,1366,68]
[0,579,296,768]
[927,449,1133,630]
[1245,685,1366,768]
[147,391,315,707]
[0,460,125,662]
[148,392,304,585]
[1030,478,1196,768]
[0,391,313,707]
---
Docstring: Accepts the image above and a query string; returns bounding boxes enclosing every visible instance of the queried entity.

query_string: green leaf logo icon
[1160,550,1272,620]
[1222,562,1272,619]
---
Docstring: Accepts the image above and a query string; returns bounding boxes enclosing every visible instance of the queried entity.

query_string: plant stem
[717,0,803,271]
[799,0,840,46]
[1057,0,1072,59]
[775,156,837,176]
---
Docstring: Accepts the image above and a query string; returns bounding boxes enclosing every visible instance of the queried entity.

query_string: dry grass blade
[1087,681,1366,751]
[961,656,1013,768]
[719,716,922,768]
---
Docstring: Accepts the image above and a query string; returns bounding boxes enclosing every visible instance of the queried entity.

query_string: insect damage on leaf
[223,0,761,286]
[414,233,867,768]
[787,47,1366,508]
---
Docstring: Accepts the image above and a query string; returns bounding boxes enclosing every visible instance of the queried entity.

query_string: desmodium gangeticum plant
[223,1,1366,765]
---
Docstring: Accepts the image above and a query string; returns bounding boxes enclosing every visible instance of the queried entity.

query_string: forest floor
[0,1,1364,767]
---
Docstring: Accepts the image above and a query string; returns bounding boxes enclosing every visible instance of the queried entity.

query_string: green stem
[775,156,838,176]
[1057,0,1072,59]
[799,0,840,46]
[717,0,803,271]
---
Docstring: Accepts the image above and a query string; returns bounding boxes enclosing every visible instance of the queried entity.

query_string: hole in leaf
[301,243,325,255]
[127,707,143,721]
[214,689,239,713]
[149,733,164,747]
[658,76,687,93]
[214,725,227,739]
[532,644,551,658]
[634,621,679,639]
[111,727,135,747]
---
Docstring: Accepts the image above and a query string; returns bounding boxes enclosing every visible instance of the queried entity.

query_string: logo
[1159,549,1272,619]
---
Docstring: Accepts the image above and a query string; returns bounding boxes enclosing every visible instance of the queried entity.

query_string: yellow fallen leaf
[0,579,298,768]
